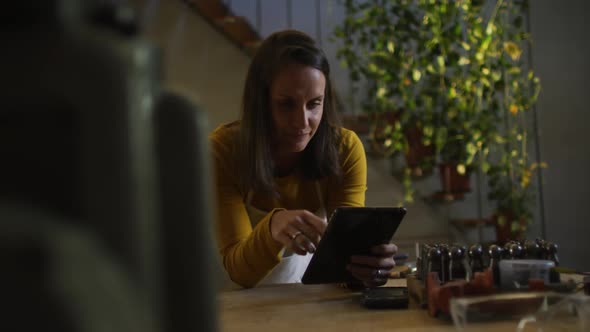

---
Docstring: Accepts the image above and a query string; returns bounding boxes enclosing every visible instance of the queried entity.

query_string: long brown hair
[238,30,342,195]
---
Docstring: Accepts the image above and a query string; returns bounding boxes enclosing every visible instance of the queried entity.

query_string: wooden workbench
[219,269,586,331]
[219,279,460,332]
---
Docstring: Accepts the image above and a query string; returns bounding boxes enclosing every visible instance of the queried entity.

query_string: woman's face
[270,63,326,154]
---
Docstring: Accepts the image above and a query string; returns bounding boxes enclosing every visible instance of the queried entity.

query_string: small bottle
[468,244,484,273]
[439,244,450,283]
[449,245,467,280]
[545,242,559,266]
[489,244,503,286]
[524,239,541,259]
[427,246,442,282]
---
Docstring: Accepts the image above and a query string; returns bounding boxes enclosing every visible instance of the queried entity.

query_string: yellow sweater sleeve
[325,128,367,216]
[210,125,284,288]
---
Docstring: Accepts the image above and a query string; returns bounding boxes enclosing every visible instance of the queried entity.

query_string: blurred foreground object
[0,1,216,331]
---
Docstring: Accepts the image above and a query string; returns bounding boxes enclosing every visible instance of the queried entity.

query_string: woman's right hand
[270,209,327,255]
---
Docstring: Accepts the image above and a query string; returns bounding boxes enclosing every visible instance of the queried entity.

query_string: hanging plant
[333,0,543,214]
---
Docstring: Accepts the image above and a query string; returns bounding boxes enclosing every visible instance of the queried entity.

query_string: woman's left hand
[346,243,398,288]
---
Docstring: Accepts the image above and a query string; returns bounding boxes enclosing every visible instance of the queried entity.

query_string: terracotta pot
[404,126,435,176]
[493,212,526,244]
[438,163,471,193]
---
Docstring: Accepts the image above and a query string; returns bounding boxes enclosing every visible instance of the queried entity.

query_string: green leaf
[491,71,502,82]
[435,127,448,151]
[436,56,446,73]
[475,52,484,62]
[412,69,422,81]
[466,143,477,164]
[473,131,482,140]
[458,57,470,65]
[485,22,494,36]
[448,87,457,98]
[387,41,395,53]
[482,161,491,173]
[457,164,467,175]
[368,62,378,73]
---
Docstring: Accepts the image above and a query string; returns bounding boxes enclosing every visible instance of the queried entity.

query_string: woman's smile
[286,132,310,140]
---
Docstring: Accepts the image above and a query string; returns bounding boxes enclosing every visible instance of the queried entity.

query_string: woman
[210,30,397,288]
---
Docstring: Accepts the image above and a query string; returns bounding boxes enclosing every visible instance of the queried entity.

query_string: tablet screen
[301,207,406,284]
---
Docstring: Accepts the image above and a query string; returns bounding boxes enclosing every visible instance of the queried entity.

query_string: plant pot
[438,163,471,194]
[493,212,527,244]
[404,126,435,177]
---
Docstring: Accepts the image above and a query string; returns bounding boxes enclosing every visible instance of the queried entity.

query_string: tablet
[301,207,406,284]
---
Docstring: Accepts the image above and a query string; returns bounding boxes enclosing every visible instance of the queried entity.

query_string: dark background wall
[528,0,590,271]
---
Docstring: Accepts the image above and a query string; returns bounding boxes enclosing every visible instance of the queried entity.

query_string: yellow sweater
[210,123,367,287]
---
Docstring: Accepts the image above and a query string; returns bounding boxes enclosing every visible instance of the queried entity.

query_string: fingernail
[307,243,316,253]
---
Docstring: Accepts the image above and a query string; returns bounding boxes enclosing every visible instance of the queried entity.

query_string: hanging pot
[404,126,435,177]
[438,162,471,194]
[493,211,527,244]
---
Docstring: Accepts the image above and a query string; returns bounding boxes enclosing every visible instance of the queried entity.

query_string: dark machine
[409,239,565,317]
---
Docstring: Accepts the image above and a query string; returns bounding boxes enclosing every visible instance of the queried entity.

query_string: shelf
[186,0,261,55]
[425,191,469,203]
[450,218,494,227]
[216,16,259,45]
[189,0,228,19]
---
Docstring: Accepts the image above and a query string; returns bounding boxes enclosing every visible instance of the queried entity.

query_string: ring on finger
[291,231,302,240]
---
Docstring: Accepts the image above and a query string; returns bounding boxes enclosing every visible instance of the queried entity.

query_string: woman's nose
[292,107,308,129]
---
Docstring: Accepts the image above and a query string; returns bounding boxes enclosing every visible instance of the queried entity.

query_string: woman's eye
[308,101,322,109]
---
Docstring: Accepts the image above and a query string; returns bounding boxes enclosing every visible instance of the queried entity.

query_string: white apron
[247,181,326,285]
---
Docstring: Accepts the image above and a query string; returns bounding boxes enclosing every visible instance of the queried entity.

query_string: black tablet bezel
[301,207,406,284]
